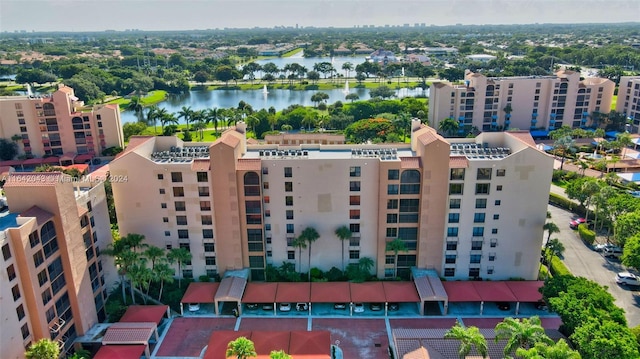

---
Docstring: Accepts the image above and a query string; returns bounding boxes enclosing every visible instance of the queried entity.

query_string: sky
[0,0,638,32]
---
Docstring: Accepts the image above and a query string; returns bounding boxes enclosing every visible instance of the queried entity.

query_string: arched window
[41,221,58,258]
[244,172,260,196]
[400,170,420,194]
[72,116,83,130]
[43,103,55,116]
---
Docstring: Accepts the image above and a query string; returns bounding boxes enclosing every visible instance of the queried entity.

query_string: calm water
[254,55,367,77]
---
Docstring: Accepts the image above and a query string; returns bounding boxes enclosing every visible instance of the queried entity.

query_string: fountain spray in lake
[262,85,269,95]
[343,81,350,95]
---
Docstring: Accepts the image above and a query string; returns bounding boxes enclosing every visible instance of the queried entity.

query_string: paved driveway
[548,204,640,326]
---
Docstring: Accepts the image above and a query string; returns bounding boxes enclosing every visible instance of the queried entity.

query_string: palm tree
[103,236,140,303]
[438,117,460,137]
[394,112,412,141]
[25,338,60,359]
[145,105,158,133]
[342,62,354,78]
[206,108,219,133]
[226,337,257,359]
[127,96,144,121]
[299,227,320,281]
[144,245,165,270]
[386,238,407,278]
[128,260,152,304]
[516,338,581,359]
[335,225,352,271]
[154,262,175,302]
[160,113,178,133]
[292,236,307,273]
[177,106,194,131]
[167,247,192,288]
[617,132,633,159]
[542,222,560,245]
[494,316,553,357]
[358,257,374,277]
[552,135,575,171]
[544,238,565,265]
[444,321,488,358]
[269,350,292,359]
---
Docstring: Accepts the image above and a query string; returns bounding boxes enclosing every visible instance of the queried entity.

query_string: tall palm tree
[128,260,152,304]
[167,247,192,288]
[127,96,144,121]
[299,227,320,281]
[160,112,178,133]
[342,62,354,78]
[358,257,374,277]
[516,339,581,359]
[269,350,292,359]
[438,117,460,137]
[552,135,575,171]
[394,112,412,141]
[544,238,565,266]
[494,316,553,357]
[177,106,194,131]
[154,262,175,302]
[226,337,257,359]
[145,105,159,133]
[386,238,407,278]
[543,222,560,245]
[144,245,165,270]
[292,236,307,273]
[444,321,488,358]
[206,108,219,133]
[335,225,352,271]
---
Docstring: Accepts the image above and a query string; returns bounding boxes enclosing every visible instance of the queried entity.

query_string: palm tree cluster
[103,232,192,304]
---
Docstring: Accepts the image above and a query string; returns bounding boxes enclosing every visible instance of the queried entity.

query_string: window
[200,201,211,211]
[41,221,58,259]
[388,169,399,180]
[444,268,455,277]
[197,172,208,182]
[472,227,484,237]
[387,199,398,209]
[471,240,483,250]
[159,189,165,195]
[349,224,360,233]
[469,268,480,278]
[183,270,193,278]
[490,238,498,247]
[247,229,263,251]
[176,216,188,225]
[492,228,498,234]
[487,267,494,275]
[397,228,418,250]
[470,255,481,264]
[449,183,463,195]
[400,199,419,212]
[21,324,29,340]
[205,256,216,266]
[285,210,294,220]
[284,167,292,177]
[33,251,44,267]
[179,242,191,252]
[449,199,461,209]
[178,230,189,239]
[202,215,213,225]
[493,214,499,220]
[447,227,459,237]
[161,203,167,209]
[7,264,16,281]
[204,243,215,252]
[286,224,294,234]
[445,254,456,264]
[288,251,295,260]
[386,255,395,264]
[350,181,361,192]
[446,241,458,250]
[175,201,186,211]
[387,214,398,223]
[474,213,485,223]
[349,250,360,259]
[244,172,260,196]
[349,237,360,246]
[16,304,25,321]
[350,210,360,220]
[350,196,360,205]
[157,174,164,180]
[475,198,487,209]
[171,172,182,182]
[165,231,171,237]
[450,168,465,180]
[262,167,268,175]
[496,169,506,177]
[386,228,397,237]
[495,200,501,206]
[477,168,492,180]
[285,196,293,206]
[350,166,361,177]
[488,253,496,261]
[263,182,269,189]
[496,185,503,191]
[387,184,399,194]
[173,187,184,197]
[400,170,420,194]
[29,232,40,248]
[285,182,293,192]
[38,270,48,286]
[448,213,460,223]
[245,201,262,224]
[198,187,210,197]
[48,257,66,295]
[12,285,21,301]
[475,183,490,195]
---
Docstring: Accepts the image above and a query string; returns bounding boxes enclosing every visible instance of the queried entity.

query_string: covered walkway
[215,276,248,315]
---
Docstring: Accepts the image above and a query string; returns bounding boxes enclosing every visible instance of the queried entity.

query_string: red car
[569,218,586,229]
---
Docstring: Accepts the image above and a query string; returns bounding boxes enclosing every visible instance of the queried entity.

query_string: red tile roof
[506,131,536,148]
[241,282,278,303]
[275,282,311,303]
[119,305,169,325]
[400,157,421,169]
[383,281,421,303]
[102,322,156,345]
[236,159,262,171]
[191,159,210,171]
[19,206,54,225]
[181,282,219,304]
[350,282,386,303]
[93,345,146,359]
[449,156,469,168]
[310,282,351,303]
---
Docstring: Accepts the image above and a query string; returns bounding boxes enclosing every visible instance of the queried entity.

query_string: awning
[181,282,219,304]
[75,153,94,163]
[60,152,76,162]
[530,130,549,138]
[214,276,247,315]
[288,331,331,357]
[119,305,169,325]
[102,322,158,345]
[505,281,543,302]
[412,277,447,302]
[42,157,61,164]
[472,281,517,302]
[22,158,44,165]
[203,331,252,359]
[93,345,147,359]
[275,282,311,303]
[605,131,620,139]
[242,282,278,303]
[310,282,351,303]
[350,282,386,303]
[441,281,481,302]
[383,281,421,303]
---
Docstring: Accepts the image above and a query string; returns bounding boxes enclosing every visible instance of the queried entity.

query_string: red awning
[251,331,291,357]
[203,331,252,359]
[119,305,168,325]
[505,281,544,302]
[94,345,146,359]
[275,282,310,303]
[242,283,278,303]
[181,282,219,304]
[442,282,482,302]
[102,322,156,345]
[383,281,421,302]
[22,158,44,165]
[350,282,386,303]
[288,331,331,357]
[42,157,61,164]
[75,153,94,163]
[473,281,517,302]
[0,160,22,166]
[310,282,351,303]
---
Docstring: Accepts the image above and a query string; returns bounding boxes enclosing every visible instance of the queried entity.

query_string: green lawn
[107,90,168,110]
[282,48,303,57]
[611,95,617,111]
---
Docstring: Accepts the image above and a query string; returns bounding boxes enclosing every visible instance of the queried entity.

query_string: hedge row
[549,193,586,216]
[578,224,596,245]
[549,255,572,276]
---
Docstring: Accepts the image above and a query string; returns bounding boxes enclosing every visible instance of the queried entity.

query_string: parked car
[353,303,365,313]
[369,303,383,311]
[296,302,308,311]
[388,303,400,312]
[279,303,292,312]
[246,303,259,310]
[594,243,617,252]
[535,301,548,311]
[604,246,623,258]
[496,302,511,311]
[262,304,274,311]
[627,190,640,198]
[569,217,586,229]
[333,303,347,310]
[188,303,200,312]
[616,272,640,286]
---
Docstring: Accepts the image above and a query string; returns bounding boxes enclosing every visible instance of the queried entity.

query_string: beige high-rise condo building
[0,85,124,160]
[110,121,553,283]
[0,173,114,359]
[616,76,640,133]
[429,70,614,135]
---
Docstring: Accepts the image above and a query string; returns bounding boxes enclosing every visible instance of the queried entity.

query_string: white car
[296,302,308,311]
[353,303,365,313]
[616,272,640,286]
[279,303,292,312]
[594,243,616,252]
[188,303,200,312]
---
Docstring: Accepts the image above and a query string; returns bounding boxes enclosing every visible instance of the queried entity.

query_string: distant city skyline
[0,0,638,33]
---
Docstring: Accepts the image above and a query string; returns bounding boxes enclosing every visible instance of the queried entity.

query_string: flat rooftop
[0,211,19,232]
[450,142,511,160]
[244,147,414,161]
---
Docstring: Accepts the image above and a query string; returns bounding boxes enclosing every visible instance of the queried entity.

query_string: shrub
[198,275,211,282]
[550,255,572,276]
[310,267,324,280]
[578,224,596,245]
[539,265,551,280]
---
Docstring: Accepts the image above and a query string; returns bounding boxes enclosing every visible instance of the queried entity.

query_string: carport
[101,322,158,358]
[180,282,219,315]
[119,305,169,324]
[412,277,448,316]
[93,345,147,359]
[505,281,544,314]
[275,282,310,315]
[242,282,278,315]
[473,281,517,315]
[441,281,482,315]
[214,276,247,315]
[350,282,385,315]
[311,282,351,314]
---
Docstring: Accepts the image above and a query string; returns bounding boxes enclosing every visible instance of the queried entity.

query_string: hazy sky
[1,0,638,32]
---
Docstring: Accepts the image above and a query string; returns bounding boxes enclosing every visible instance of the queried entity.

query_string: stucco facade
[616,76,640,133]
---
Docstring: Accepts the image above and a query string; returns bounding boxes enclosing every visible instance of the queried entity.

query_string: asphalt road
[547,204,640,327]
